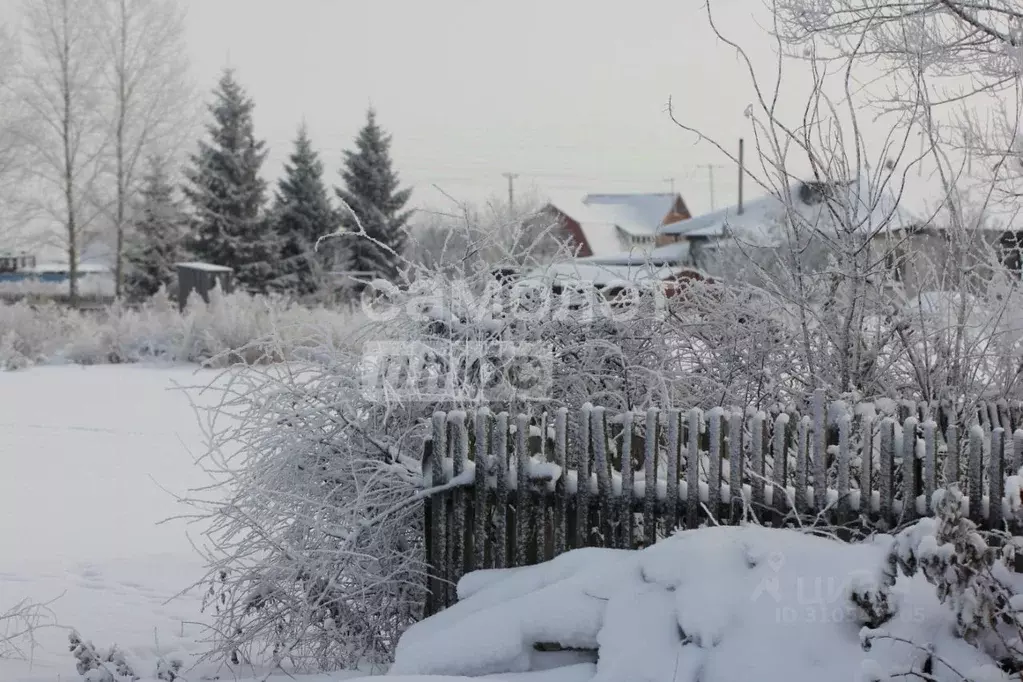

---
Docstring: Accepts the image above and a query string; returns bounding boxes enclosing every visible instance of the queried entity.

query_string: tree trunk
[113,0,128,299]
[60,0,78,305]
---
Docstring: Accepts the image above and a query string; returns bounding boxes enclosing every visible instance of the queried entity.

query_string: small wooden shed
[176,262,233,311]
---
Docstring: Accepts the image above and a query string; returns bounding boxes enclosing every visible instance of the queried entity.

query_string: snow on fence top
[420,392,1023,615]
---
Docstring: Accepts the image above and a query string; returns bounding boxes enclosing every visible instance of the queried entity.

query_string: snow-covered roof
[582,193,681,234]
[548,192,687,256]
[577,222,627,257]
[661,178,916,244]
[175,262,233,273]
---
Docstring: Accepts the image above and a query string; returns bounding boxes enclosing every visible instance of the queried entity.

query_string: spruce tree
[336,109,412,285]
[124,156,188,302]
[270,124,340,297]
[183,68,275,293]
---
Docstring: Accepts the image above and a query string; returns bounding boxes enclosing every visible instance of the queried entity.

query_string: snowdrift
[372,525,1005,682]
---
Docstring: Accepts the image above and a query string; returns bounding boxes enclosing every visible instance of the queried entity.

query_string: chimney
[737,138,745,215]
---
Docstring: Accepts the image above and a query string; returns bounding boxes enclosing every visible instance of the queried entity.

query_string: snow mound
[383,525,1001,682]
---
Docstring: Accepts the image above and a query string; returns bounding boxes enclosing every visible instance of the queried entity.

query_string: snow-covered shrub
[0,286,369,369]
[0,598,54,660]
[154,656,183,681]
[68,631,139,682]
[186,207,702,672]
[884,486,1023,669]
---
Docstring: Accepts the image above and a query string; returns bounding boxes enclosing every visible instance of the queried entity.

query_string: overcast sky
[0,0,909,241]
[181,0,854,216]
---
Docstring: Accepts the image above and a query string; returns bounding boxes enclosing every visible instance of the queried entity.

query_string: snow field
[0,365,224,682]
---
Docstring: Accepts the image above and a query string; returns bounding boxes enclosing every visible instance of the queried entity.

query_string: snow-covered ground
[2,365,1012,682]
[0,365,227,682]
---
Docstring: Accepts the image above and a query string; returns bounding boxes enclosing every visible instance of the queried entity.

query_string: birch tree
[15,0,108,303]
[93,0,195,298]
[0,25,36,244]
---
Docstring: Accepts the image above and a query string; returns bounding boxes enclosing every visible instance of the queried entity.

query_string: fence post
[430,411,448,609]
[922,419,936,515]
[685,409,700,529]
[990,428,1005,530]
[515,413,531,567]
[577,404,592,548]
[879,418,895,527]
[554,408,568,555]
[620,412,635,549]
[812,389,827,513]
[664,409,680,530]
[836,415,851,523]
[728,410,744,523]
[772,413,790,523]
[422,436,436,617]
[902,416,919,522]
[473,409,489,572]
[795,416,809,514]
[643,408,658,546]
[968,425,984,526]
[751,412,766,513]
[859,414,874,518]
[592,407,613,546]
[450,412,468,599]
[707,410,723,524]
[494,412,509,568]
[944,422,959,488]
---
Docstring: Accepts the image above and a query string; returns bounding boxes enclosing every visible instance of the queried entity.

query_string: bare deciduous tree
[660,0,1023,416]
[409,189,564,274]
[93,0,196,297]
[773,0,1023,198]
[0,25,38,244]
[15,0,108,303]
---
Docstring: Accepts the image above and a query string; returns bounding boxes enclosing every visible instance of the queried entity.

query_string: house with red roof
[543,192,692,258]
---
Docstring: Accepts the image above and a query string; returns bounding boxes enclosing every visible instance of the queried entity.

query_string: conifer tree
[336,109,412,285]
[270,124,339,297]
[124,156,188,301]
[183,69,275,292]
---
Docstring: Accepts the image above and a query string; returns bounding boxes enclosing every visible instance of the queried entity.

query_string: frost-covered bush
[882,486,1023,670]
[68,632,139,682]
[186,208,702,673]
[0,286,369,370]
[67,631,184,682]
[1,598,54,661]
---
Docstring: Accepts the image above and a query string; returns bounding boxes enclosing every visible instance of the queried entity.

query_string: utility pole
[503,172,519,213]
[737,138,745,215]
[664,177,675,194]
[704,164,718,210]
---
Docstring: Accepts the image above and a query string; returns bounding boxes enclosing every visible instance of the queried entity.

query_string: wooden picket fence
[420,392,1023,615]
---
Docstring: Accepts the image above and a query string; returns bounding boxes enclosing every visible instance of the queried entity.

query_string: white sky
[181,0,869,216]
[0,0,921,256]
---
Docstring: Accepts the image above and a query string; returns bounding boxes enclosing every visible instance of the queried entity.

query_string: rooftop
[548,192,688,257]
[660,178,917,242]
